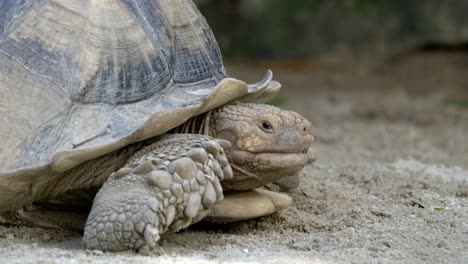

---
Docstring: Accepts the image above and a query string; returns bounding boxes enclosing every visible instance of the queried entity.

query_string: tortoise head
[209,103,314,190]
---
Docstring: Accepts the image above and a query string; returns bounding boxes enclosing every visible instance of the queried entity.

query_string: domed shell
[0,0,279,210]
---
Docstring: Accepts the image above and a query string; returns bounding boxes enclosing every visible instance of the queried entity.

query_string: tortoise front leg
[83,134,232,252]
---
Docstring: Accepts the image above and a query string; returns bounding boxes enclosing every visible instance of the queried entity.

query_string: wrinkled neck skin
[206,103,314,191]
[172,111,212,135]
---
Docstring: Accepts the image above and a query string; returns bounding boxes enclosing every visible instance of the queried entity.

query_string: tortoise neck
[172,111,213,136]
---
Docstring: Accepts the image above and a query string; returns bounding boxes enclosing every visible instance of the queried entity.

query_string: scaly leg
[83,134,232,252]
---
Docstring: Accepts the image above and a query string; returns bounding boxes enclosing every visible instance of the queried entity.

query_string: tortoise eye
[261,121,273,132]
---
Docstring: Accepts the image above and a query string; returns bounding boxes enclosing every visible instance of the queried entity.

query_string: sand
[0,52,467,264]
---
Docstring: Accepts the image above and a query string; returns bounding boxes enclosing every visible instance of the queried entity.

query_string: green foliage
[274,1,324,15]
[349,0,377,15]
[446,99,468,109]
[346,0,406,17]
[266,96,286,106]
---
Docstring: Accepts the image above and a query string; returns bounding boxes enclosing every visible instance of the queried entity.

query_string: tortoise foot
[205,188,292,223]
[83,134,232,252]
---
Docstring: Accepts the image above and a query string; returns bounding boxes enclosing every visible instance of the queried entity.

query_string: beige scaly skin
[210,103,314,191]
[83,135,231,252]
[6,103,313,252]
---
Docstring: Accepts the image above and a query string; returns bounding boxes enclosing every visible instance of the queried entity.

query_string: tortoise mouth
[231,148,314,171]
[222,149,314,190]
[243,141,314,156]
[253,148,315,162]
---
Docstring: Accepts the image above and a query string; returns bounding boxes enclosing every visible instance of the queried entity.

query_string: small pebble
[87,249,104,256]
[93,249,104,256]
[41,233,51,241]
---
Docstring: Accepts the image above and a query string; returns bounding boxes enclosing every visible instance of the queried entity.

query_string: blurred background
[196,0,468,59]
[194,0,468,103]
[193,0,468,169]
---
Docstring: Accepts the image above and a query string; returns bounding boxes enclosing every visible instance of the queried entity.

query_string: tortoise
[0,0,314,252]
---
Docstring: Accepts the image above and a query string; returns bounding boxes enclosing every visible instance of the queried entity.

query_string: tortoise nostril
[297,123,312,136]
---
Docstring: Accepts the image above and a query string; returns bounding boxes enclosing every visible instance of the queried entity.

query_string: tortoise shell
[0,0,279,211]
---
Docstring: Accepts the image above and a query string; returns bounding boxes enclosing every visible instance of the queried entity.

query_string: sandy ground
[1,52,467,264]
